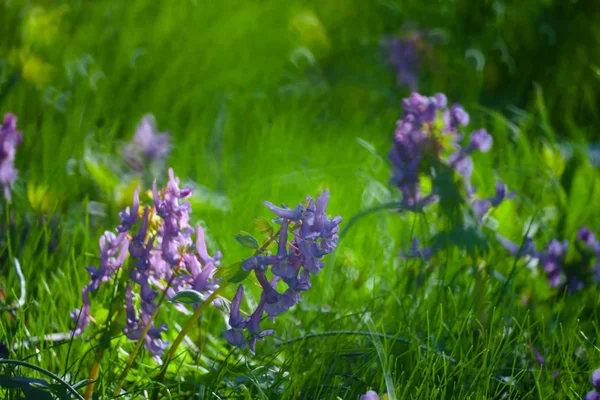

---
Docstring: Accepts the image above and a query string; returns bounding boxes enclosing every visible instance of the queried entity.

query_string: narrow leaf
[170,289,205,305]
[234,231,259,249]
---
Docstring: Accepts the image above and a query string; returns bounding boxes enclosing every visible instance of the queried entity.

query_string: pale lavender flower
[591,368,600,389]
[0,113,23,202]
[361,390,380,400]
[382,34,420,90]
[123,114,171,171]
[586,391,600,400]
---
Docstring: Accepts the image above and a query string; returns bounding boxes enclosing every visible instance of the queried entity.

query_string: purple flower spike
[228,190,341,353]
[361,391,380,400]
[0,113,23,202]
[73,168,221,362]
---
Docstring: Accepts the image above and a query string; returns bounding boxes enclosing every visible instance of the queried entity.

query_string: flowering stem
[152,228,282,399]
[152,283,231,396]
[113,276,174,396]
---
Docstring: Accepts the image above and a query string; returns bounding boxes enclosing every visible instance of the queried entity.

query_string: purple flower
[468,129,492,152]
[451,104,470,127]
[0,113,23,202]
[388,92,499,211]
[528,344,545,365]
[543,240,567,288]
[591,369,600,389]
[361,390,380,400]
[587,391,600,400]
[225,190,341,353]
[578,226,598,249]
[401,237,433,261]
[471,181,514,218]
[123,114,171,171]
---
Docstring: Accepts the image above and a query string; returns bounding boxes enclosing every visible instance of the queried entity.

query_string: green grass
[1,0,600,398]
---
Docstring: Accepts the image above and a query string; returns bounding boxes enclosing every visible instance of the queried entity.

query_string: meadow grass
[1,0,600,399]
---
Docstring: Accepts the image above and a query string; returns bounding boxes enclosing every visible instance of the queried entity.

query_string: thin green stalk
[152,228,282,399]
[113,275,174,397]
[152,282,231,398]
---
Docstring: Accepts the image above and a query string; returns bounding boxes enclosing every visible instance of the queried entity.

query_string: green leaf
[254,216,274,236]
[170,289,205,305]
[218,262,250,283]
[430,227,489,256]
[0,374,54,400]
[84,151,120,198]
[228,267,251,283]
[234,231,259,249]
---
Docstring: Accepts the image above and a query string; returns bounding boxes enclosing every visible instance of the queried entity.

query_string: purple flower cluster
[389,92,501,211]
[498,226,600,291]
[586,369,600,400]
[122,114,171,172]
[224,190,342,353]
[0,113,23,202]
[72,168,220,362]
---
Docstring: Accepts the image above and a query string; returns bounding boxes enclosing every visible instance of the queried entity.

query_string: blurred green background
[2,0,600,398]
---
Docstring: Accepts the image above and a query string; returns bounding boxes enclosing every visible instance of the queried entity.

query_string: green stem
[113,276,174,397]
[0,359,85,400]
[152,228,282,399]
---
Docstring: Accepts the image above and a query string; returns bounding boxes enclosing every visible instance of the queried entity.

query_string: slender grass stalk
[151,228,282,399]
[113,275,175,396]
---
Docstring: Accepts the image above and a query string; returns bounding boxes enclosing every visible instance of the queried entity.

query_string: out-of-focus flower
[225,190,342,353]
[122,114,171,173]
[498,225,600,292]
[0,113,23,202]
[388,92,499,212]
[71,168,220,362]
[591,368,600,389]
[586,391,600,400]
[361,390,380,400]
[401,237,433,261]
[381,27,432,90]
[471,181,515,219]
